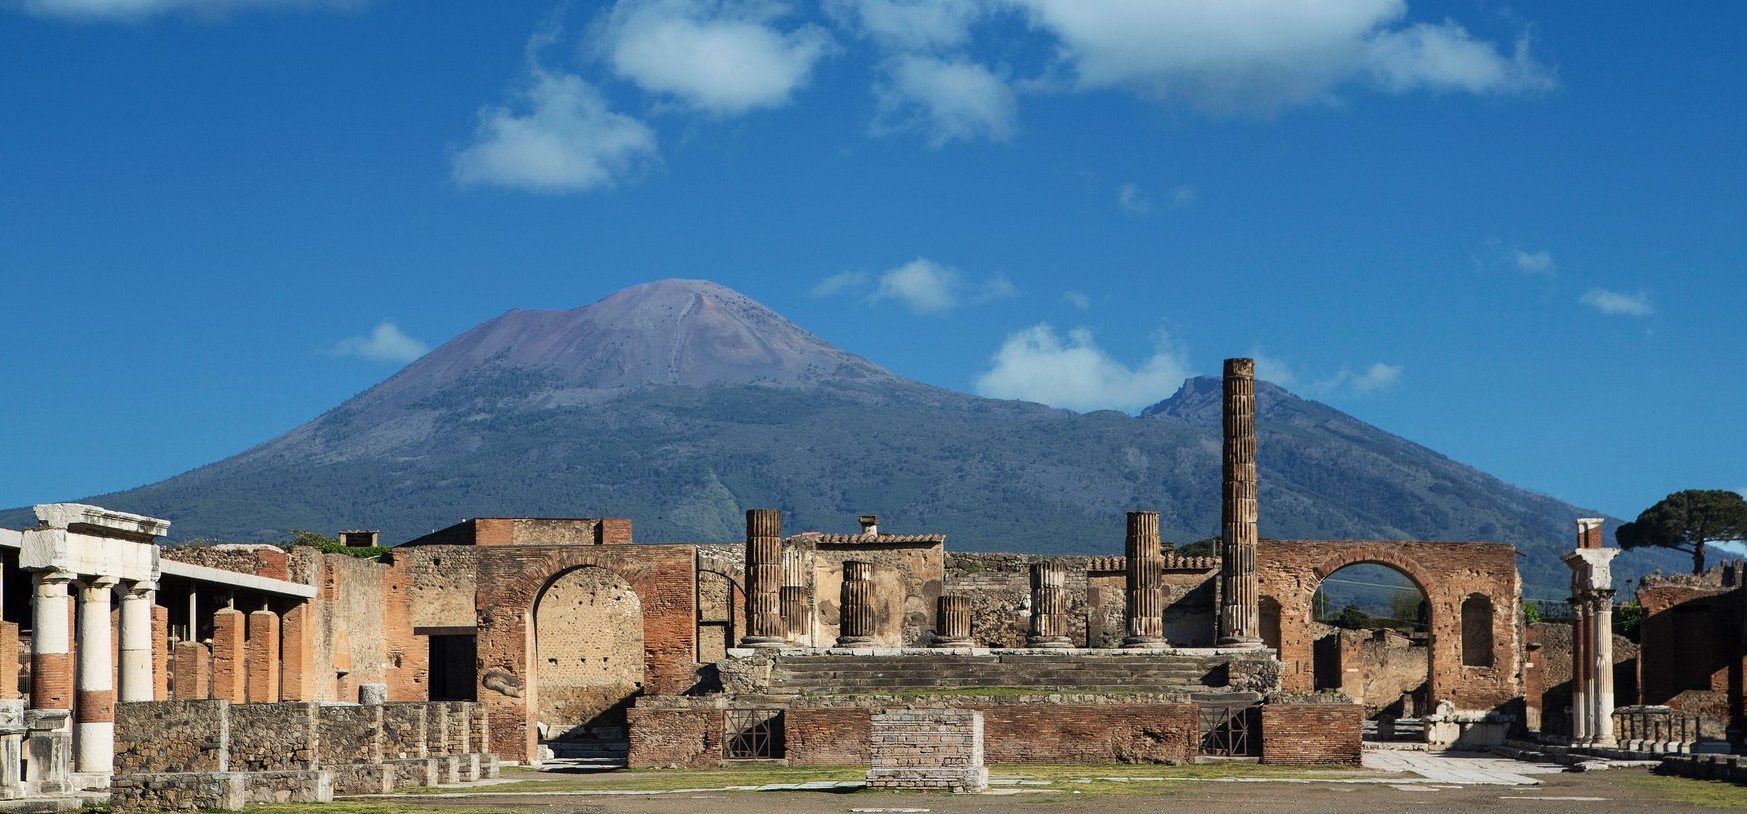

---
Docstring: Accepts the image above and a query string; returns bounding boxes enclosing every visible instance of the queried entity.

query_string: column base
[835,637,877,648]
[1120,636,1169,649]
[1217,635,1264,648]
[1025,637,1073,648]
[737,636,787,650]
[931,638,972,648]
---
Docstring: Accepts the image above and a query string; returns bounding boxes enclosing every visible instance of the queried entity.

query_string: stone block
[241,769,332,804]
[327,763,393,796]
[108,771,244,812]
[359,683,388,706]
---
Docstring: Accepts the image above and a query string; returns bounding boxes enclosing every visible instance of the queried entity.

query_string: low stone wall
[786,707,872,766]
[111,771,244,812]
[1259,703,1362,766]
[866,709,986,792]
[114,700,229,775]
[229,702,318,771]
[383,703,429,760]
[627,698,723,768]
[1659,754,1747,784]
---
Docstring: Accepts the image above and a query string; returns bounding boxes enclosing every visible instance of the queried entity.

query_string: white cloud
[1062,290,1091,310]
[1580,288,1655,317]
[1117,183,1151,216]
[1250,352,1297,388]
[1253,353,1402,396]
[824,0,982,51]
[974,324,1192,412]
[1513,248,1555,275]
[811,270,868,298]
[453,67,658,194]
[874,54,1016,146]
[600,0,833,115]
[862,257,1016,314]
[1007,0,1554,115]
[1168,184,1197,209]
[1344,362,1403,393]
[331,320,428,364]
[19,0,355,21]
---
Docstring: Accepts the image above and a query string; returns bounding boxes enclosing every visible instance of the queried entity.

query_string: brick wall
[1260,704,1362,766]
[866,709,986,792]
[981,703,1198,764]
[1637,579,1739,715]
[626,703,720,767]
[786,707,871,766]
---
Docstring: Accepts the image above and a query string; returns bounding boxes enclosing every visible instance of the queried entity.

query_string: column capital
[82,575,120,592]
[32,570,77,587]
[121,580,158,598]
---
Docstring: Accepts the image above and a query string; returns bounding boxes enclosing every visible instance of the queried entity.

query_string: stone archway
[533,566,645,740]
[1308,561,1432,720]
[1258,540,1521,714]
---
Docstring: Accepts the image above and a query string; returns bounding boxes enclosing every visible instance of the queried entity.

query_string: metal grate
[723,708,785,760]
[1198,705,1258,757]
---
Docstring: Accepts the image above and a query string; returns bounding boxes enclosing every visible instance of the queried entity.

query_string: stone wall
[390,546,481,631]
[626,698,722,767]
[1637,576,1740,718]
[111,772,244,811]
[114,700,229,775]
[866,709,986,792]
[808,537,943,647]
[228,702,318,771]
[1259,703,1362,766]
[1524,620,1637,736]
[382,703,429,760]
[944,553,1217,648]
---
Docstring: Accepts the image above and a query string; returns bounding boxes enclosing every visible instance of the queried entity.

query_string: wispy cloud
[1514,248,1556,275]
[331,320,428,363]
[453,23,657,194]
[18,0,359,21]
[835,257,1017,314]
[1580,288,1655,317]
[873,54,1016,146]
[1062,290,1091,310]
[1252,352,1402,396]
[1117,183,1151,216]
[599,0,834,115]
[975,324,1191,412]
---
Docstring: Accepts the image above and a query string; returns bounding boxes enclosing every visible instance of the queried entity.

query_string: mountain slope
[0,279,1682,595]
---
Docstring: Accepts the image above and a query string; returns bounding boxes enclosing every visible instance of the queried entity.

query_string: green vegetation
[1618,489,1747,575]
[1521,600,1541,625]
[279,529,388,560]
[1617,773,1747,808]
[243,805,506,814]
[402,765,864,795]
[1615,598,1646,641]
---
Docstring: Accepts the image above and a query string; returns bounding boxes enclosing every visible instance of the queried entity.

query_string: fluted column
[836,561,876,647]
[117,581,155,703]
[933,594,972,647]
[1571,601,1590,743]
[30,571,75,713]
[1592,591,1616,746]
[780,547,809,645]
[1123,511,1167,648]
[1027,561,1072,648]
[1218,358,1262,646]
[740,508,785,648]
[75,577,117,774]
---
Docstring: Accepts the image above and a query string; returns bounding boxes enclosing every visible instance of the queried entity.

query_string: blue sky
[1,0,1742,524]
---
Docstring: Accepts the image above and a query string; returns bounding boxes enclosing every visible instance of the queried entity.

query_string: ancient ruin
[6,355,1731,808]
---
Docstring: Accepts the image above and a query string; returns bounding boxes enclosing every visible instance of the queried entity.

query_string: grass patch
[403,765,865,795]
[246,805,505,814]
[986,762,1371,797]
[1616,774,1747,808]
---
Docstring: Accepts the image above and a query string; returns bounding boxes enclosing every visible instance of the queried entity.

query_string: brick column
[1026,561,1072,648]
[1122,511,1167,648]
[30,571,75,712]
[74,577,117,774]
[933,594,972,647]
[836,561,876,647]
[1218,357,1262,647]
[0,622,17,700]
[740,508,785,648]
[172,641,210,700]
[247,610,281,702]
[151,604,169,700]
[280,602,316,701]
[117,582,155,703]
[211,609,247,703]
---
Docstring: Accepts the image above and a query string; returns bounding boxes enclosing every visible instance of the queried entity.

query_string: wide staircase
[766,652,1261,703]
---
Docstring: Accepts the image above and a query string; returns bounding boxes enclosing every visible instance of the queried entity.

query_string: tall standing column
[1122,511,1167,648]
[836,561,876,647]
[740,508,786,648]
[1027,562,1072,648]
[30,571,75,712]
[933,594,972,648]
[1570,601,1590,743]
[1218,358,1262,646]
[117,582,155,703]
[1592,591,1617,746]
[74,577,117,774]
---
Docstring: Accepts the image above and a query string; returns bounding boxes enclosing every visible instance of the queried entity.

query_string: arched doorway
[534,566,646,743]
[1310,563,1432,737]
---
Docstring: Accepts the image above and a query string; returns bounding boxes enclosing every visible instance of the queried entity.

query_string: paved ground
[388,752,1747,813]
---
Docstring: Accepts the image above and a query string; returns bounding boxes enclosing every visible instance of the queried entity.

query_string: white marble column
[1592,592,1617,746]
[74,577,117,774]
[1570,601,1589,743]
[117,582,155,703]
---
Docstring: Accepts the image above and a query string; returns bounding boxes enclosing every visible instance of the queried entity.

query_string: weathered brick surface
[474,544,697,762]
[173,641,210,701]
[1258,540,1521,712]
[1637,576,1739,717]
[866,709,986,792]
[160,544,289,581]
[1259,703,1362,766]
[626,701,721,768]
[786,707,872,766]
[247,610,281,703]
[0,623,16,701]
[114,700,230,775]
[980,703,1198,764]
[280,602,315,702]
[211,610,247,704]
[228,702,318,771]
[152,605,169,701]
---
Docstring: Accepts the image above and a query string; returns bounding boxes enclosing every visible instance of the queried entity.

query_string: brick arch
[472,545,697,763]
[1258,540,1521,714]
[531,564,646,739]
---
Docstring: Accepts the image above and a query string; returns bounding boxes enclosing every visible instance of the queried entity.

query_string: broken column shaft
[1027,561,1072,648]
[836,561,876,647]
[933,594,972,647]
[1218,357,1262,647]
[1123,511,1167,648]
[740,508,786,648]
